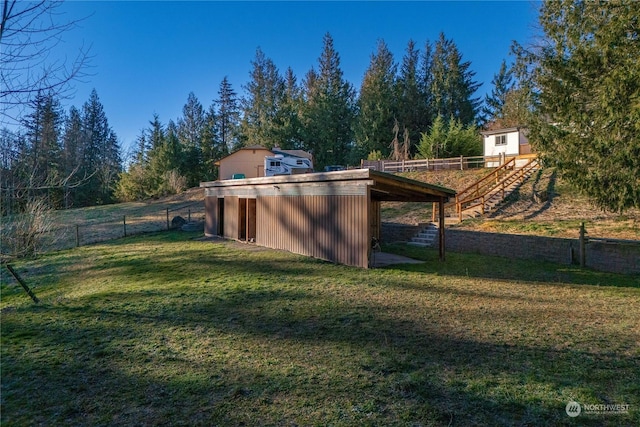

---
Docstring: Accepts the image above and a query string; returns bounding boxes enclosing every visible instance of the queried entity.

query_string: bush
[417,115,481,159]
[1,198,56,258]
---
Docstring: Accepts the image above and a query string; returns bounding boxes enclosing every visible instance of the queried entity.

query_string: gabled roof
[201,168,456,203]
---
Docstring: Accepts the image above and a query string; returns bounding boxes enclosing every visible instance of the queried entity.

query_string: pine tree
[20,91,64,206]
[240,48,286,149]
[279,67,304,149]
[514,0,640,212]
[301,33,356,169]
[79,89,121,205]
[61,106,83,207]
[177,92,206,187]
[214,76,240,153]
[354,39,398,160]
[395,39,428,157]
[428,33,482,126]
[481,60,514,126]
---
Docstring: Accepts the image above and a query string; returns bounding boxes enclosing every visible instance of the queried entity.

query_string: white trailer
[264,154,313,176]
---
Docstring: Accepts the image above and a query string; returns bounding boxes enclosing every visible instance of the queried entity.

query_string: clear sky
[54,0,541,154]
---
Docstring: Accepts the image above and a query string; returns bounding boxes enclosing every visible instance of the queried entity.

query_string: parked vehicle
[264,154,313,176]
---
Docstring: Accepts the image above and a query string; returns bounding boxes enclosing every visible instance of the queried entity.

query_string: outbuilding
[481,127,533,167]
[201,169,456,268]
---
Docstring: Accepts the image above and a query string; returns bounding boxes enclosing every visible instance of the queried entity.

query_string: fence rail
[361,154,515,173]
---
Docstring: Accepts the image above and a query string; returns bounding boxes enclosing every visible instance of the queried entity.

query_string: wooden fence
[361,154,510,173]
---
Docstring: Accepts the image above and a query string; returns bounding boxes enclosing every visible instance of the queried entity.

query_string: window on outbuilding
[495,134,507,146]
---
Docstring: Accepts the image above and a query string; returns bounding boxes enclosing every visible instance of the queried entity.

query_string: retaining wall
[381,223,640,276]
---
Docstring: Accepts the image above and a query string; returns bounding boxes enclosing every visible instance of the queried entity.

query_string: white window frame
[495,134,508,146]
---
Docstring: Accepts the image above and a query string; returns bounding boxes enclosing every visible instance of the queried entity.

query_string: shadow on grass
[3,282,638,426]
[2,232,639,425]
[382,243,640,288]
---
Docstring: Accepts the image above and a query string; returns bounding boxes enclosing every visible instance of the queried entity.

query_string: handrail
[456,158,539,221]
[361,154,503,173]
[455,158,516,201]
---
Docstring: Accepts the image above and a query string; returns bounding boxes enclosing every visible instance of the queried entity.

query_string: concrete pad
[370,252,424,268]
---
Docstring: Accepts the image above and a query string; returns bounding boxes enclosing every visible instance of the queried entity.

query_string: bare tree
[1,0,91,124]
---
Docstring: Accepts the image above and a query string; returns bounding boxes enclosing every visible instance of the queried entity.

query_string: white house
[481,127,532,167]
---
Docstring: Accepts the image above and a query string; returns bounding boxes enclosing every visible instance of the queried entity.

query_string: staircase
[408,222,439,247]
[433,157,541,224]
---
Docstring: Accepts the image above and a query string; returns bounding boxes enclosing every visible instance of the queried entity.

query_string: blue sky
[55,1,541,153]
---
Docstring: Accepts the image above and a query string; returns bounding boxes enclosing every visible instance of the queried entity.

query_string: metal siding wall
[255,195,369,267]
[204,197,217,236]
[224,196,238,239]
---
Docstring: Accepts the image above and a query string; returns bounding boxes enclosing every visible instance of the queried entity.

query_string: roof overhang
[201,169,456,203]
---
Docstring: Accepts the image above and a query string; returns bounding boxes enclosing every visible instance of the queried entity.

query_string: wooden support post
[5,264,39,303]
[166,208,170,230]
[439,198,445,261]
[75,224,80,247]
[123,215,127,237]
[579,222,586,267]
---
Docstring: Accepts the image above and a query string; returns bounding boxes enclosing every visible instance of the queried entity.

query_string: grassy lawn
[2,231,639,426]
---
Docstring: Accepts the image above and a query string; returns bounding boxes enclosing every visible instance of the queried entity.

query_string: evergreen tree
[301,33,356,169]
[79,89,121,205]
[514,0,640,212]
[354,39,398,160]
[396,39,428,157]
[61,106,83,207]
[417,115,481,159]
[240,48,286,149]
[428,33,482,126]
[177,92,206,187]
[148,113,165,151]
[214,76,240,153]
[21,91,64,205]
[481,60,514,126]
[279,67,304,149]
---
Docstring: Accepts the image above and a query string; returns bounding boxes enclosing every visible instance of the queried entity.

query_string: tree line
[4,0,637,214]
[1,89,121,215]
[117,32,497,201]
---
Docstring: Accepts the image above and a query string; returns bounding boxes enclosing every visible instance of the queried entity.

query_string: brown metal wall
[204,197,217,236]
[224,196,239,239]
[256,195,370,268]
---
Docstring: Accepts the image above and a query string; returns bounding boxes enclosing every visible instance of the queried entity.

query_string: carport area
[201,169,456,268]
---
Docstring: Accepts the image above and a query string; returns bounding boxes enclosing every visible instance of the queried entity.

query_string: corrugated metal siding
[224,196,239,239]
[256,195,369,268]
[204,197,217,236]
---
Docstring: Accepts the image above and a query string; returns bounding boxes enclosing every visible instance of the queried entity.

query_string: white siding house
[481,127,532,167]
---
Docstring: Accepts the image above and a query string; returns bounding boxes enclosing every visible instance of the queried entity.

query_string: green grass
[2,231,639,426]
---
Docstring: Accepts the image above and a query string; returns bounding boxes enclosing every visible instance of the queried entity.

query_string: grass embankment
[2,232,639,426]
[383,168,640,240]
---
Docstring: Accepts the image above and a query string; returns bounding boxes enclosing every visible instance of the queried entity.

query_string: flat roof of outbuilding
[201,168,456,203]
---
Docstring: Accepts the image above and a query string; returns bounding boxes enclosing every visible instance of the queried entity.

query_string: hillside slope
[382,168,640,240]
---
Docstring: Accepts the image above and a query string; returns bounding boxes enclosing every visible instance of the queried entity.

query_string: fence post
[5,264,39,303]
[579,222,586,267]
[460,155,464,170]
[188,208,191,222]
[75,224,80,247]
[123,215,127,237]
[166,208,170,230]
